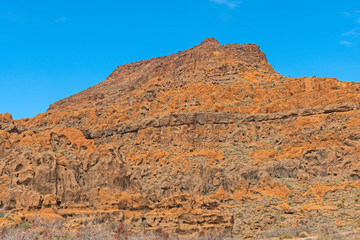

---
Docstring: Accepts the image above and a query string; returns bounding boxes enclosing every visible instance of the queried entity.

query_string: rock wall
[1,38,360,238]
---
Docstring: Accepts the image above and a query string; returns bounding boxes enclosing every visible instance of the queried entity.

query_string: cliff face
[1,38,360,238]
[48,38,275,112]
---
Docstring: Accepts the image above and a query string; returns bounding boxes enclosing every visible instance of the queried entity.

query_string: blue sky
[1,0,360,119]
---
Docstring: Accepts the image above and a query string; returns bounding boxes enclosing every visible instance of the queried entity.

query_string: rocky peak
[198,37,221,47]
[48,39,276,111]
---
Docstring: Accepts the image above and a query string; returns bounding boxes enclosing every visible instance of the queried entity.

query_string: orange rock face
[1,38,360,238]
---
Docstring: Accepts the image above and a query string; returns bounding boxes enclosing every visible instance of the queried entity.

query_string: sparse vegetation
[0,220,239,240]
[279,233,294,239]
[19,222,31,230]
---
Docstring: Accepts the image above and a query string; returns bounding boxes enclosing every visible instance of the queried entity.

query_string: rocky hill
[1,38,360,239]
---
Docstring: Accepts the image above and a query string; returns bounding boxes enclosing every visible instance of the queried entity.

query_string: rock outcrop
[1,38,360,238]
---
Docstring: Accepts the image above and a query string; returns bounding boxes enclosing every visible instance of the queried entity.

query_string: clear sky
[1,0,360,119]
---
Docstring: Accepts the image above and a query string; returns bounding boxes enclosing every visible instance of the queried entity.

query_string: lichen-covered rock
[1,38,360,238]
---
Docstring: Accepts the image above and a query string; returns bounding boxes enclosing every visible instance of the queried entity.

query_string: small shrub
[114,222,129,239]
[19,222,31,230]
[317,237,331,240]
[61,233,75,240]
[40,227,54,239]
[139,222,148,228]
[279,233,294,239]
[298,231,309,238]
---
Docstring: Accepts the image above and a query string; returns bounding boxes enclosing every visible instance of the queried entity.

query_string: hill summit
[48,38,275,111]
[1,38,360,239]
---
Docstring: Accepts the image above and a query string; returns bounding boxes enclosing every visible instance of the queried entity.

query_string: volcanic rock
[1,38,360,238]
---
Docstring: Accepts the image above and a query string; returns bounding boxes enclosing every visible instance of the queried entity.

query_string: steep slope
[48,38,275,111]
[1,38,360,239]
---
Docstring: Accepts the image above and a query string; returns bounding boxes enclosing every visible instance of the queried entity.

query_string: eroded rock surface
[1,38,360,238]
